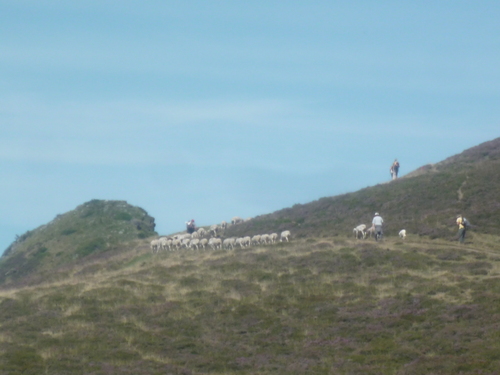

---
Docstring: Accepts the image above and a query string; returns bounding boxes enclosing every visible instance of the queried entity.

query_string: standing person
[456,214,468,243]
[186,219,196,234]
[391,159,400,180]
[372,212,384,241]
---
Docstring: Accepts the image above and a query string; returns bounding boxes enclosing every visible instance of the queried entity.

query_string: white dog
[399,229,407,239]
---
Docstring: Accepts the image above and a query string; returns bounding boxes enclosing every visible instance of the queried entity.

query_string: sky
[1,1,499,253]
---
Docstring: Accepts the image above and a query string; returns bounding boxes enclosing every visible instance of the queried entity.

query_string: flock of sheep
[150,215,409,253]
[150,216,292,253]
[353,224,406,240]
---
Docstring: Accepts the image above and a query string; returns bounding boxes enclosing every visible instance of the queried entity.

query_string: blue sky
[1,1,499,253]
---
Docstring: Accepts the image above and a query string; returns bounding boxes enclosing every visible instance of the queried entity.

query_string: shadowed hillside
[226,137,500,241]
[0,200,156,286]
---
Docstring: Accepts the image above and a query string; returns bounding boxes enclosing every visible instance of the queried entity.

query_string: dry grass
[1,233,500,374]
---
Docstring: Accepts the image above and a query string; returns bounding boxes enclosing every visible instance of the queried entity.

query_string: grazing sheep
[242,236,251,247]
[209,237,222,250]
[191,231,200,239]
[251,235,261,245]
[223,237,236,249]
[353,224,367,239]
[162,237,173,250]
[172,239,182,250]
[197,228,207,237]
[166,238,173,251]
[399,229,407,239]
[190,238,200,250]
[158,237,170,251]
[235,237,248,248]
[200,238,208,249]
[150,239,160,253]
[220,221,228,229]
[260,234,270,245]
[280,230,291,242]
[365,226,375,238]
[181,238,191,249]
[269,233,278,243]
[210,224,219,237]
[231,216,244,225]
[175,234,190,241]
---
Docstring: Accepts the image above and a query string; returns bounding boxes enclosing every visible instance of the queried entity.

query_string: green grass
[0,200,157,285]
[1,234,500,374]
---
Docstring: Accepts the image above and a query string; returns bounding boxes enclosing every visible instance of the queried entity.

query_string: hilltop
[0,200,156,286]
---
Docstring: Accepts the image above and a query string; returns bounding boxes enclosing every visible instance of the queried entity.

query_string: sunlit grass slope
[1,233,500,374]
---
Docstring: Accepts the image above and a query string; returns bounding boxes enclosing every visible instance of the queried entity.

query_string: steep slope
[0,200,156,285]
[226,137,500,240]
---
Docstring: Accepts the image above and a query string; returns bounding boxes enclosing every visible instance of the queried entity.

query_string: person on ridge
[456,214,469,244]
[186,219,196,234]
[390,159,400,180]
[372,212,384,241]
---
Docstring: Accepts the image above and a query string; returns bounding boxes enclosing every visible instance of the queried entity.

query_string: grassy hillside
[1,234,500,374]
[0,200,156,286]
[226,137,500,241]
[1,138,500,374]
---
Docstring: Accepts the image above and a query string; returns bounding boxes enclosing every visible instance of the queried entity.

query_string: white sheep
[190,238,200,250]
[181,238,191,249]
[197,228,207,237]
[172,239,181,250]
[223,237,236,249]
[163,237,174,250]
[158,237,170,251]
[365,226,375,238]
[242,236,251,247]
[210,224,219,237]
[235,237,246,248]
[353,224,367,239]
[280,230,291,242]
[399,229,407,239]
[199,238,208,249]
[260,234,270,245]
[269,233,278,243]
[251,235,261,246]
[209,237,222,250]
[150,239,160,253]
[220,221,228,229]
[231,216,244,225]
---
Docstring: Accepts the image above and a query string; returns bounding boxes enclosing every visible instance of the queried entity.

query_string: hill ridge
[0,199,156,285]
[2,137,500,286]
[225,136,500,240]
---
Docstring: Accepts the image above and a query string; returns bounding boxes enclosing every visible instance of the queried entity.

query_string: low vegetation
[1,137,500,374]
[227,137,500,240]
[0,232,500,374]
[0,200,156,285]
